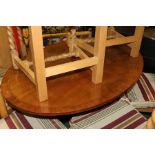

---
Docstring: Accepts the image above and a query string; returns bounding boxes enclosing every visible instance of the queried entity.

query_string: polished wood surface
[1,44,143,116]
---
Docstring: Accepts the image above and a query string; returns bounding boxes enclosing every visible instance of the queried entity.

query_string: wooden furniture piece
[0,27,12,76]
[0,87,8,118]
[1,44,143,116]
[1,26,144,117]
[7,26,144,101]
[146,109,155,129]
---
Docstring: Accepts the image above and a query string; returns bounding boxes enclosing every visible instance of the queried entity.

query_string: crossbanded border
[69,99,146,129]
[0,77,2,84]
[0,111,66,129]
[0,75,66,129]
[0,78,16,115]
[0,73,149,129]
[126,73,155,108]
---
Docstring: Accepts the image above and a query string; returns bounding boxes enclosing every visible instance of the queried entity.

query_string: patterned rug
[0,100,147,129]
[0,111,66,129]
[69,99,146,129]
[126,73,155,108]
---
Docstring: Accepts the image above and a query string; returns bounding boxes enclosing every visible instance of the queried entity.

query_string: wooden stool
[8,26,144,102]
[0,26,144,117]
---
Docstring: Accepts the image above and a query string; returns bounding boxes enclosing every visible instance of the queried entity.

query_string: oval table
[1,45,143,116]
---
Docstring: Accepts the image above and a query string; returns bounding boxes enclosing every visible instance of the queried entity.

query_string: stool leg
[0,90,8,118]
[92,26,107,84]
[29,26,48,102]
[68,29,76,53]
[130,26,144,57]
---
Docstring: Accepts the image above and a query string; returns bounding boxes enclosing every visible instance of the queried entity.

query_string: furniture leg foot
[0,88,8,118]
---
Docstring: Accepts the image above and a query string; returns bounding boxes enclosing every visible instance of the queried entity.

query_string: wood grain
[130,27,144,57]
[92,26,107,84]
[29,26,48,102]
[0,27,12,73]
[1,43,143,116]
[0,87,8,118]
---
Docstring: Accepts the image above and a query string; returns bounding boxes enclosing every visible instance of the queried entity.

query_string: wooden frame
[130,27,144,57]
[92,27,108,83]
[29,27,48,102]
[146,109,155,129]
[14,55,35,84]
[45,57,98,77]
[9,26,144,102]
[0,87,8,118]
[75,39,94,55]
[43,31,91,39]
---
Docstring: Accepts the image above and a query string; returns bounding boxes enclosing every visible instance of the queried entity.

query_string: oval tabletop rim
[1,46,144,117]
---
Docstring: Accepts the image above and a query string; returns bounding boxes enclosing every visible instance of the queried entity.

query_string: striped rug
[69,99,147,129]
[0,111,66,129]
[126,73,155,108]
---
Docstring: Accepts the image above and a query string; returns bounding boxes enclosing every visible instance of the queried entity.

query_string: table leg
[0,88,8,118]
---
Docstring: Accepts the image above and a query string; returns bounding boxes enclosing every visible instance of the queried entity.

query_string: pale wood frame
[0,88,8,118]
[130,27,144,57]
[75,39,94,55]
[10,26,144,102]
[14,55,35,84]
[74,45,89,59]
[45,57,98,77]
[43,31,91,39]
[146,109,155,129]
[29,27,48,102]
[92,26,108,83]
